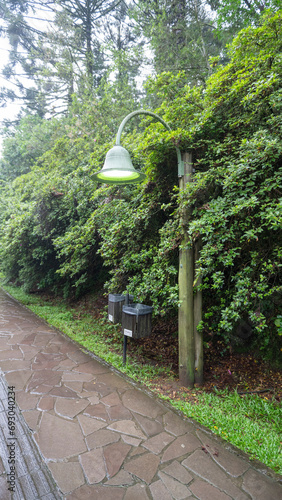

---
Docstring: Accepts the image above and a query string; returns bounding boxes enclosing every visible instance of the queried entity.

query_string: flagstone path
[0,288,281,499]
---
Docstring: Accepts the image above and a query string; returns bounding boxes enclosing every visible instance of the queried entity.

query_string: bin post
[123,335,128,365]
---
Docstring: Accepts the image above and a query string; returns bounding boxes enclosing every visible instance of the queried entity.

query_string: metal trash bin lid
[122,303,153,316]
[109,293,125,303]
[109,294,134,303]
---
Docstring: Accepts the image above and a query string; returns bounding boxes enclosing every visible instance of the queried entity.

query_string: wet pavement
[0,288,281,499]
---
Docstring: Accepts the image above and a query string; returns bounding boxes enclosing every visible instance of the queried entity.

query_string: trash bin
[108,293,133,324]
[122,303,153,339]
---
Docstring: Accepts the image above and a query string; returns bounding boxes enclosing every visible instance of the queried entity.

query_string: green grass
[165,390,281,474]
[2,284,282,475]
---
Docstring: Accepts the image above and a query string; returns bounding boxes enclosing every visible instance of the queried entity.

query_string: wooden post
[194,237,203,385]
[178,152,195,388]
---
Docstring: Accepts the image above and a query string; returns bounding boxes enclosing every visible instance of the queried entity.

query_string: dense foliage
[0,8,281,363]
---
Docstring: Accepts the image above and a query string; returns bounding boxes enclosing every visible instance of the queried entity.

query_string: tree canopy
[0,5,281,365]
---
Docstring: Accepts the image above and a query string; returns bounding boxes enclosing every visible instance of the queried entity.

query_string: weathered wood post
[178,152,195,387]
[194,237,203,385]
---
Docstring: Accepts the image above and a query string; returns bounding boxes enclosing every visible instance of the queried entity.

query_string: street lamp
[93,110,184,183]
[93,109,202,388]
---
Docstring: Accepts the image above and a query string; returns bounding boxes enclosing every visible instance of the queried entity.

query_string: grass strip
[162,391,281,474]
[2,284,281,474]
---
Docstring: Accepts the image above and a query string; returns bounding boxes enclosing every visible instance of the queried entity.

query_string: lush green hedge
[0,10,281,360]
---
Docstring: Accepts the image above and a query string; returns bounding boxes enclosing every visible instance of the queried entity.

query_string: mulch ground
[76,293,282,405]
[126,324,282,405]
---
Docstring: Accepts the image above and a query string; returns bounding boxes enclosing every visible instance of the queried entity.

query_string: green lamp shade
[93,145,146,185]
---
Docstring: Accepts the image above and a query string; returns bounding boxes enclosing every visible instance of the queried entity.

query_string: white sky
[0,9,55,154]
[0,6,152,156]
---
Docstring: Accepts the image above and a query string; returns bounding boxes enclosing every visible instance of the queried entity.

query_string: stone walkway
[0,288,281,500]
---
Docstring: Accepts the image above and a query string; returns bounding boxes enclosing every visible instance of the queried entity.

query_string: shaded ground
[126,323,282,405]
[77,294,282,405]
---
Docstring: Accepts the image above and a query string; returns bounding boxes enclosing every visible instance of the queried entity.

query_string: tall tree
[207,0,281,34]
[0,0,123,116]
[130,0,222,85]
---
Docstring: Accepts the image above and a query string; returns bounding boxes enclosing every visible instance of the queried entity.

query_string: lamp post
[93,110,202,388]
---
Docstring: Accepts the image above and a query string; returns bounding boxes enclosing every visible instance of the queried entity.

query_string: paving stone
[107,404,132,421]
[0,359,32,372]
[20,346,41,361]
[78,414,107,435]
[159,471,192,499]
[121,435,142,447]
[57,359,77,370]
[0,348,23,360]
[106,469,134,486]
[66,484,125,500]
[58,342,78,355]
[79,387,99,398]
[27,370,62,391]
[143,431,175,454]
[54,398,89,419]
[63,381,84,393]
[86,428,120,449]
[150,479,173,500]
[0,332,12,344]
[124,483,151,500]
[38,396,55,411]
[189,479,232,500]
[5,370,33,390]
[48,462,85,494]
[73,360,109,375]
[163,411,194,436]
[22,409,41,431]
[197,431,250,477]
[32,352,66,370]
[161,434,201,462]
[124,452,160,483]
[242,469,282,500]
[48,386,79,398]
[62,371,94,383]
[68,350,92,364]
[83,403,109,421]
[42,344,62,354]
[100,391,121,406]
[130,446,147,457]
[20,333,37,345]
[15,391,39,410]
[34,333,56,346]
[108,419,146,439]
[79,448,106,483]
[162,460,193,485]
[103,441,131,477]
[182,450,249,500]
[83,381,111,396]
[83,393,99,404]
[133,412,164,437]
[96,372,131,392]
[35,412,87,459]
[8,333,31,345]
[30,384,52,395]
[122,389,165,419]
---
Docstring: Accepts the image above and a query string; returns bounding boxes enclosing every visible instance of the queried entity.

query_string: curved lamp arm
[115,110,184,177]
